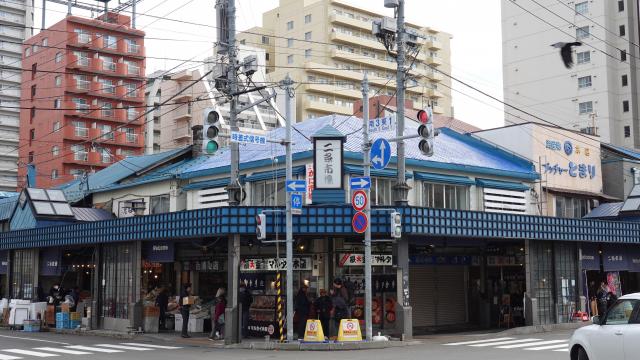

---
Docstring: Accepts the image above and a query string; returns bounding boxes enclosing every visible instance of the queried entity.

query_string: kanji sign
[351,190,367,212]
[314,138,343,189]
[240,257,312,272]
[368,116,395,133]
[339,253,393,266]
[352,211,368,234]
[230,131,267,145]
[291,193,303,215]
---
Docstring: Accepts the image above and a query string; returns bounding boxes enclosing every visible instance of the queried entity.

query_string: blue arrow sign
[370,138,391,170]
[286,179,307,193]
[291,194,303,215]
[350,176,371,190]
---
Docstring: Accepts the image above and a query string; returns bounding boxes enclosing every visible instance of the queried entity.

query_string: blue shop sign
[40,247,61,276]
[0,250,7,275]
[603,245,629,272]
[629,247,640,273]
[410,255,473,266]
[581,243,600,271]
[143,241,175,263]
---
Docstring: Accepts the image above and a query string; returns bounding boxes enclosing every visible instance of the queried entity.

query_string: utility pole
[362,73,373,341]
[282,74,295,342]
[394,0,409,206]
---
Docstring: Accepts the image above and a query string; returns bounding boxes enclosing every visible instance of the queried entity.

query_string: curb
[228,340,421,351]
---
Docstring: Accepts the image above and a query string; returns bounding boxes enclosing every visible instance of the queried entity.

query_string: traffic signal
[390,211,402,239]
[203,108,221,155]
[417,106,434,157]
[256,214,266,240]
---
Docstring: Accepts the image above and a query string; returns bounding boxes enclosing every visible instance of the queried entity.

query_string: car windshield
[605,300,637,325]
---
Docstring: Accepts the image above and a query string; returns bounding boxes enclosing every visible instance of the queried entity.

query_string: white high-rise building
[0,0,33,191]
[502,0,640,148]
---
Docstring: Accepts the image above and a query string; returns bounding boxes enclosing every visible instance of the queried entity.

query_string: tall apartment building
[0,0,33,191]
[502,0,640,148]
[237,0,453,122]
[18,12,145,189]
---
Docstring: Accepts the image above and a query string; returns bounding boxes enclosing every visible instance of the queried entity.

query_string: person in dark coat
[331,287,349,337]
[313,289,332,337]
[179,283,192,338]
[69,287,80,312]
[238,283,253,338]
[155,287,169,331]
[596,282,609,317]
[294,285,310,339]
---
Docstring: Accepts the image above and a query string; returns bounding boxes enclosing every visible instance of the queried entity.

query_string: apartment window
[575,2,588,14]
[126,107,137,121]
[52,121,60,132]
[577,51,590,64]
[73,74,89,89]
[31,63,36,80]
[619,0,624,11]
[305,49,312,59]
[103,34,117,49]
[54,52,62,63]
[305,31,312,41]
[124,82,137,97]
[287,38,294,47]
[98,124,113,140]
[32,44,39,53]
[286,21,294,30]
[53,98,61,109]
[555,196,590,218]
[124,60,140,75]
[621,49,627,62]
[27,151,33,163]
[51,146,59,156]
[287,55,294,64]
[25,47,30,57]
[73,51,89,66]
[30,107,35,122]
[70,169,84,180]
[622,74,628,86]
[72,98,89,113]
[101,102,113,117]
[71,144,87,161]
[625,126,631,138]
[30,85,35,98]
[99,78,115,94]
[150,194,170,214]
[623,100,630,112]
[423,182,470,210]
[305,14,312,24]
[578,76,592,89]
[620,25,626,37]
[265,53,270,61]
[125,38,139,53]
[100,148,111,163]
[101,55,116,71]
[50,169,58,180]
[261,35,269,44]
[576,26,590,40]
[578,101,593,114]
[72,120,87,137]
[42,38,47,47]
[55,75,61,87]
[74,28,90,44]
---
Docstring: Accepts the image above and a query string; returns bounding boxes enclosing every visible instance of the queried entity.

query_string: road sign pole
[283,74,295,342]
[362,72,373,341]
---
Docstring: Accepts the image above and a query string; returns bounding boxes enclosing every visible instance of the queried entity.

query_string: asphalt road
[0,329,574,360]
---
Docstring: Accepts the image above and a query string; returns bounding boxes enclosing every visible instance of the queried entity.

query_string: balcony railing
[74,151,88,161]
[76,33,91,44]
[75,103,90,114]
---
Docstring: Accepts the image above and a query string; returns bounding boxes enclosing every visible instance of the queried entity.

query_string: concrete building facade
[237,0,453,122]
[502,0,640,148]
[18,12,146,189]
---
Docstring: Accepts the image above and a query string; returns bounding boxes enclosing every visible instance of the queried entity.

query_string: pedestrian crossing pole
[276,271,284,342]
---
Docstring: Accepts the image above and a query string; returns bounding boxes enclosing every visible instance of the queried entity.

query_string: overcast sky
[38,0,505,129]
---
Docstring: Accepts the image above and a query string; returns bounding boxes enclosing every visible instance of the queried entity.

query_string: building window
[74,28,91,44]
[287,38,294,47]
[265,53,270,61]
[423,182,469,210]
[287,21,294,30]
[622,74,628,87]
[125,38,139,53]
[623,100,630,112]
[578,76,592,89]
[305,31,312,41]
[122,127,136,143]
[287,55,294,64]
[71,144,87,161]
[42,38,47,47]
[27,151,33,163]
[576,26,590,40]
[150,194,170,214]
[576,51,590,64]
[101,56,116,71]
[30,107,35,122]
[52,121,60,132]
[620,25,626,36]
[369,177,393,205]
[124,60,140,75]
[124,82,137,97]
[621,49,627,62]
[101,102,113,117]
[103,34,117,49]
[53,98,61,109]
[100,148,111,163]
[305,49,312,59]
[98,123,113,140]
[555,195,590,218]
[30,85,36,98]
[51,145,59,156]
[99,78,115,94]
[55,75,61,86]
[261,35,269,44]
[72,120,88,138]
[575,1,588,14]
[54,52,62,63]
[253,180,285,206]
[25,47,30,57]
[619,0,624,11]
[126,107,137,121]
[51,169,58,180]
[70,169,84,180]
[624,125,631,138]
[305,14,312,24]
[73,51,89,66]
[29,129,35,140]
[73,74,89,89]
[72,98,89,113]
[31,63,36,80]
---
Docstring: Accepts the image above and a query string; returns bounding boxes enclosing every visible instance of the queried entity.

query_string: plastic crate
[69,320,80,329]
[23,320,41,332]
[55,312,70,321]
[70,312,81,321]
[55,320,68,329]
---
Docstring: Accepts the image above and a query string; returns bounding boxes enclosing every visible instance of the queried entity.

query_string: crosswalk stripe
[64,346,123,353]
[2,350,57,358]
[443,337,515,346]
[470,338,542,347]
[554,349,570,352]
[525,343,570,351]
[0,354,21,360]
[93,344,153,351]
[33,348,92,355]
[120,343,182,350]
[498,340,568,349]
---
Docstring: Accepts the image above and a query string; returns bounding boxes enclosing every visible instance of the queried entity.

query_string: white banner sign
[305,164,314,204]
[339,254,393,267]
[314,139,343,189]
[240,257,313,272]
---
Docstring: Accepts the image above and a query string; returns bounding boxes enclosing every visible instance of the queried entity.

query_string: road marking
[443,337,515,346]
[33,348,91,355]
[0,354,21,360]
[470,338,542,347]
[64,346,123,353]
[93,344,152,351]
[553,349,570,352]
[2,349,58,358]
[498,340,568,349]
[525,343,570,351]
[0,335,69,345]
[120,343,183,349]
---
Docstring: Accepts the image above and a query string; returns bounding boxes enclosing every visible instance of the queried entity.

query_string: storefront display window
[101,243,134,319]
[423,182,469,210]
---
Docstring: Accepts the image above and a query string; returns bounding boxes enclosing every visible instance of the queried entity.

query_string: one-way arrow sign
[350,177,371,190]
[286,179,307,192]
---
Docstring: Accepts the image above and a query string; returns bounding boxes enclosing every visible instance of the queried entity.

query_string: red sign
[351,190,367,211]
[352,211,368,234]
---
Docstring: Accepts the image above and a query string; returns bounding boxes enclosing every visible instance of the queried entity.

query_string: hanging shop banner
[240,273,266,291]
[39,247,61,276]
[581,243,600,271]
[0,250,7,275]
[339,253,393,267]
[142,241,175,263]
[305,164,314,204]
[240,257,313,272]
[628,246,640,273]
[603,245,629,272]
[410,254,474,266]
[313,137,344,190]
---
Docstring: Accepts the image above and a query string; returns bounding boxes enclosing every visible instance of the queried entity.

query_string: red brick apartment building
[18,12,145,189]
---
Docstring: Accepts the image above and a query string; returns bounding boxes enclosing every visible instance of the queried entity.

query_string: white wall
[92,180,186,217]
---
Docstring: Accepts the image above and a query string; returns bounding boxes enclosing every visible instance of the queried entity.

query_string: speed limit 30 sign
[352,190,367,212]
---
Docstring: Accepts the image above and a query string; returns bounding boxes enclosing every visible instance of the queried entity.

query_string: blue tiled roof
[584,202,623,219]
[0,195,18,221]
[603,143,640,160]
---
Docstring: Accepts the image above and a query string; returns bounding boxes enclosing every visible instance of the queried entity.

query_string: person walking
[294,285,311,339]
[179,283,192,338]
[596,281,610,316]
[155,287,169,331]
[313,289,332,338]
[210,288,226,340]
[330,288,349,338]
[238,283,253,339]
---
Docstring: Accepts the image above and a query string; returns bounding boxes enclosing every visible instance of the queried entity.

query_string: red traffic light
[417,109,429,123]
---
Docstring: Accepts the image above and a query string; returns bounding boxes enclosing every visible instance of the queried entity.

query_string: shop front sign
[581,243,600,270]
[313,136,344,190]
[305,164,314,204]
[40,247,61,276]
[0,250,7,275]
[603,245,629,272]
[143,241,175,263]
[240,273,266,291]
[240,257,312,272]
[542,139,597,180]
[630,247,640,273]
[410,254,475,266]
[339,253,392,266]
[182,260,221,272]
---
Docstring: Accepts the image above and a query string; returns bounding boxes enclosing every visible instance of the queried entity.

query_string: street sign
[352,211,368,234]
[286,180,307,193]
[351,190,367,212]
[291,194,303,215]
[230,131,267,145]
[350,176,371,190]
[370,138,391,170]
[368,116,395,134]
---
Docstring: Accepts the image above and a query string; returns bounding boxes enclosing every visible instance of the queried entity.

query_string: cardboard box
[182,296,199,306]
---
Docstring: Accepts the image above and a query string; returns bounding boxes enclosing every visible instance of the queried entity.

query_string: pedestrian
[331,287,349,337]
[596,281,609,316]
[294,285,310,339]
[179,283,192,338]
[313,289,332,338]
[333,278,350,304]
[155,287,169,331]
[210,288,226,340]
[238,283,253,338]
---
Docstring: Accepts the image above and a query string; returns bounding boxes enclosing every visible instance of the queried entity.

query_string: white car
[569,292,640,360]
